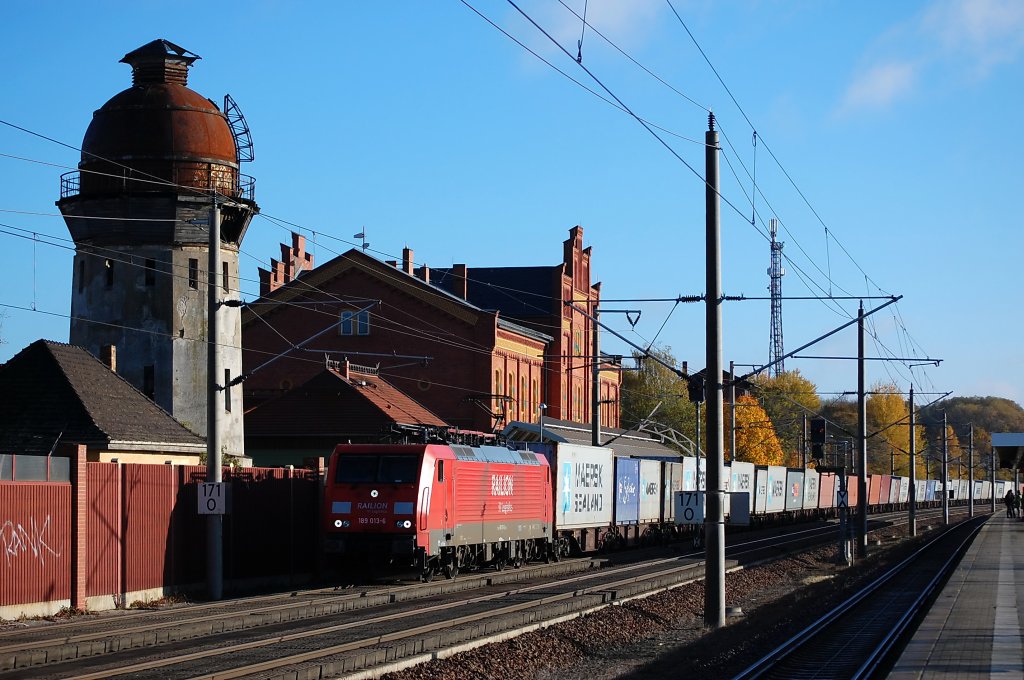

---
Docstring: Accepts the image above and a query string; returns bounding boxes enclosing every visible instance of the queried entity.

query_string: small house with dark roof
[244,358,448,466]
[0,340,205,463]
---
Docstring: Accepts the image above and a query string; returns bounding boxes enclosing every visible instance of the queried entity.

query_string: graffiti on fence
[1,516,61,567]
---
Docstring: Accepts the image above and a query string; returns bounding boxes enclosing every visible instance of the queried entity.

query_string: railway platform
[890,513,1023,678]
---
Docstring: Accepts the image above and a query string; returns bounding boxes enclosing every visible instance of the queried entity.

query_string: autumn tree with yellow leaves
[730,394,786,466]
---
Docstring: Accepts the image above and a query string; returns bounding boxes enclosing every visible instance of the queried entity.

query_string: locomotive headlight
[334,519,343,528]
[334,519,351,528]
[396,520,413,529]
[370,489,379,498]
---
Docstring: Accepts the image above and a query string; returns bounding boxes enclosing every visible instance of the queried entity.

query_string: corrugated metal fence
[1,459,320,615]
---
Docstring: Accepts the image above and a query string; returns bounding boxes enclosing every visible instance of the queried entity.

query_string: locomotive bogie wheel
[443,560,458,580]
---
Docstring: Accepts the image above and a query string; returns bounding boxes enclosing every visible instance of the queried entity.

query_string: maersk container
[638,459,663,524]
[614,457,640,525]
[682,456,697,491]
[754,466,769,514]
[785,469,804,512]
[803,468,820,511]
[765,465,787,513]
[550,443,614,530]
[730,461,756,513]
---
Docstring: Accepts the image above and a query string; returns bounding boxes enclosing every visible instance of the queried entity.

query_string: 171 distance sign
[198,482,226,515]
[674,491,705,525]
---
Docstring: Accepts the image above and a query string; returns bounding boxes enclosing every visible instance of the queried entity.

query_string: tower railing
[59,167,256,202]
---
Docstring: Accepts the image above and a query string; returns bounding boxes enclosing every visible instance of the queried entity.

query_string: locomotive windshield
[334,454,419,484]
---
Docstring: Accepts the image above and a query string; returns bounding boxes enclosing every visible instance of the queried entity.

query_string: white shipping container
[754,467,769,514]
[552,443,614,530]
[785,469,804,511]
[662,462,683,522]
[766,465,788,513]
[803,468,820,511]
[730,461,756,513]
[898,476,910,504]
[638,459,662,524]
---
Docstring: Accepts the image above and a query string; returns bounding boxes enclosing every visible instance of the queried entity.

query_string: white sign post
[198,482,226,515]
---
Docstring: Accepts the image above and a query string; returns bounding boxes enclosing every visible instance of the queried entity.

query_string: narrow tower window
[145,258,156,286]
[78,260,85,294]
[105,259,114,289]
[188,258,198,289]
[224,369,232,412]
[222,262,229,293]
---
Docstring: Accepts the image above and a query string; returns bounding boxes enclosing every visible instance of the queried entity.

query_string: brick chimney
[416,264,430,285]
[402,247,414,275]
[453,263,468,299]
[100,344,116,372]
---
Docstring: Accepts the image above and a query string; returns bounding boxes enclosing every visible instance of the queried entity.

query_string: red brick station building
[243,226,622,464]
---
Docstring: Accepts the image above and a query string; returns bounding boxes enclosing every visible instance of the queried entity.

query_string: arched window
[521,375,528,421]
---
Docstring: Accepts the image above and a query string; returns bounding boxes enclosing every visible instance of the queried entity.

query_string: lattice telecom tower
[768,218,785,376]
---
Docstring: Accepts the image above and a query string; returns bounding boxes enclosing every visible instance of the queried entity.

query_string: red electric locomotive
[324,443,554,580]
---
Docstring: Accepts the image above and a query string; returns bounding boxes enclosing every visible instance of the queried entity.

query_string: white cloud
[922,0,1024,75]
[838,0,1024,115]
[839,61,918,113]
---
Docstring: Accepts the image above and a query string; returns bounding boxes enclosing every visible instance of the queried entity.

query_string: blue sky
[1,1,1021,405]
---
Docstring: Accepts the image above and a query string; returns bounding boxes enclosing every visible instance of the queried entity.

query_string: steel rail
[731,515,986,679]
[853,522,982,678]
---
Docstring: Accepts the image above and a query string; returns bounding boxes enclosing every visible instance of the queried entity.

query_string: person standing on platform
[1004,489,1015,517]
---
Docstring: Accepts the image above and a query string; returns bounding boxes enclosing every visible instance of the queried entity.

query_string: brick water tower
[57,39,258,457]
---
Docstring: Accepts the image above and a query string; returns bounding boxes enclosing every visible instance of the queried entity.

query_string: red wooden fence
[1,452,320,618]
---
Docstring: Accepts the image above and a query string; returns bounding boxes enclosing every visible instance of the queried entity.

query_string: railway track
[731,513,986,680]
[0,507,979,680]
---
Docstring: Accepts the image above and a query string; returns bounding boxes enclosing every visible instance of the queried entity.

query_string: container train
[322,441,1008,581]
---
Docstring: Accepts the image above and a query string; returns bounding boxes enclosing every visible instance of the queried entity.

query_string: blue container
[614,457,640,525]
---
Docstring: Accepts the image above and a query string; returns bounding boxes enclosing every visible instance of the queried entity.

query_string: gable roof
[0,340,205,454]
[243,248,488,328]
[245,362,447,438]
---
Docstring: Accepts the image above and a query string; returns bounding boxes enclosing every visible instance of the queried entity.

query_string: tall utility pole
[968,424,975,518]
[802,414,808,469]
[942,411,949,525]
[207,198,223,601]
[857,302,868,558]
[768,218,785,376]
[729,361,736,463]
[703,113,726,629]
[591,305,600,447]
[908,385,917,537]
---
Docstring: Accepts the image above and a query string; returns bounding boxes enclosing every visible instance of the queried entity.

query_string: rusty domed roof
[78,40,238,195]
